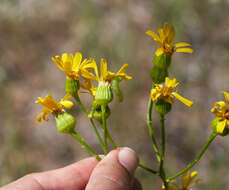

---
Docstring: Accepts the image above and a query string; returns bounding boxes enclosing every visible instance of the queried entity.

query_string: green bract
[55,112,76,133]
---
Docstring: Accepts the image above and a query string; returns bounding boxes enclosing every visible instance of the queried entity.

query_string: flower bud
[153,54,171,69]
[90,100,111,122]
[211,117,229,136]
[112,77,123,102]
[65,76,80,96]
[95,81,113,105]
[55,112,76,134]
[150,66,168,84]
[154,99,171,115]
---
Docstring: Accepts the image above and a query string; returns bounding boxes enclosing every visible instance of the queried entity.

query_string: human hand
[1,147,141,190]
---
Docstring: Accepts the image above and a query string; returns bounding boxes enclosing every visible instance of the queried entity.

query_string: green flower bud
[55,112,76,134]
[150,66,168,84]
[90,100,111,122]
[154,99,171,115]
[211,117,229,136]
[95,81,113,105]
[153,54,171,69]
[65,76,80,96]
[112,77,123,102]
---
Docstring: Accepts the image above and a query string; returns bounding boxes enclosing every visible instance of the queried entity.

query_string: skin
[1,149,142,190]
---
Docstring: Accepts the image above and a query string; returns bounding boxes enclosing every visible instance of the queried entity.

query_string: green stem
[107,130,117,149]
[101,104,108,155]
[167,132,218,182]
[73,93,105,153]
[147,97,161,163]
[138,163,157,174]
[159,114,168,189]
[71,131,101,161]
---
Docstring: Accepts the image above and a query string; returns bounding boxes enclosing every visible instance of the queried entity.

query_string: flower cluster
[36,52,132,124]
[33,22,227,190]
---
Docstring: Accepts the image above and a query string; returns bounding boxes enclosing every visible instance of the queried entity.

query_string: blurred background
[0,0,229,189]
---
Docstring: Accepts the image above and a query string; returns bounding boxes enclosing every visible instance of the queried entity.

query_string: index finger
[1,157,100,190]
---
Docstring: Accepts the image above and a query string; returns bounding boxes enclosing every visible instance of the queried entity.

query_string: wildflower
[211,91,229,134]
[35,94,74,122]
[151,77,193,107]
[92,58,132,82]
[90,58,132,105]
[52,52,96,80]
[163,170,201,190]
[146,22,194,56]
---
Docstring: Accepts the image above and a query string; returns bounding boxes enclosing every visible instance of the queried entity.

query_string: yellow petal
[60,100,74,109]
[52,57,65,71]
[220,91,229,109]
[216,119,227,134]
[100,58,108,81]
[172,92,193,107]
[36,112,43,123]
[175,48,194,54]
[182,170,190,188]
[167,24,175,44]
[117,64,128,74]
[155,48,164,56]
[81,69,97,80]
[73,52,82,70]
[174,42,192,48]
[62,53,68,62]
[190,179,202,188]
[145,30,160,41]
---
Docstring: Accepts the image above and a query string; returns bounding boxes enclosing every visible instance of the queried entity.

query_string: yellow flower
[164,170,201,190]
[92,58,132,83]
[151,77,193,107]
[35,94,74,122]
[79,79,97,97]
[52,52,96,80]
[211,91,229,134]
[146,22,194,56]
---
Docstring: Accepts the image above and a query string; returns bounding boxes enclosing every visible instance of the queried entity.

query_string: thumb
[86,147,139,190]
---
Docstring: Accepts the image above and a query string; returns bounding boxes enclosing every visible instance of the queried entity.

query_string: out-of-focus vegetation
[0,0,229,189]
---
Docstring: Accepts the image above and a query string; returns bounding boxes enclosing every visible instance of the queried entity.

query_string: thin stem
[147,97,161,163]
[89,119,106,152]
[101,104,108,154]
[159,114,166,173]
[71,131,101,161]
[73,93,89,115]
[167,132,218,182]
[138,163,158,174]
[72,93,105,152]
[159,114,168,189]
[107,130,117,149]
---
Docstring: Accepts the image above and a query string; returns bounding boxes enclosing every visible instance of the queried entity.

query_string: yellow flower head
[151,77,193,107]
[35,94,74,122]
[79,78,97,97]
[52,52,96,80]
[146,22,194,56]
[164,170,201,190]
[92,58,132,83]
[211,91,229,134]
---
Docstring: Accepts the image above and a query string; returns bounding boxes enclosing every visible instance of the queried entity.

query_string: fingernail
[118,147,139,175]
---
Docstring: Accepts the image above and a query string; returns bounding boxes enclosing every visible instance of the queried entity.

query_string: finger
[86,147,139,190]
[1,157,100,190]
